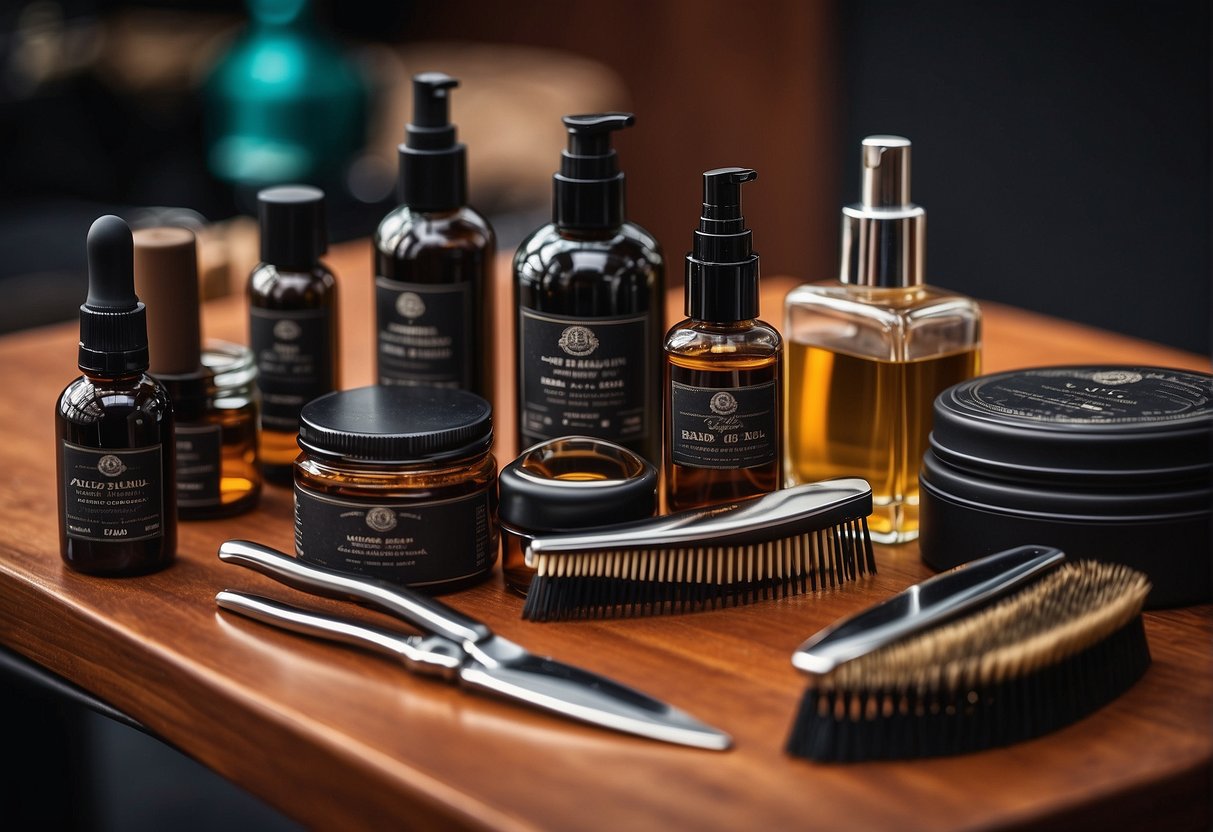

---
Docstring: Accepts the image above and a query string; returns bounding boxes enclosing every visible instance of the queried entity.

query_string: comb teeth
[785,560,1152,762]
[522,516,875,620]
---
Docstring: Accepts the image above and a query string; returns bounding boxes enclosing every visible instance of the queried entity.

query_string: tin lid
[498,436,657,531]
[298,385,492,464]
[930,366,1213,481]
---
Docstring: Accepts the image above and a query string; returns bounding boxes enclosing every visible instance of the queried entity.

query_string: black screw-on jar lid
[298,385,492,464]
[930,366,1213,483]
[498,436,657,532]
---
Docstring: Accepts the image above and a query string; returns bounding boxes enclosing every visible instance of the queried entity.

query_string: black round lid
[298,385,492,464]
[258,184,328,269]
[930,366,1213,481]
[498,436,657,531]
[78,215,150,375]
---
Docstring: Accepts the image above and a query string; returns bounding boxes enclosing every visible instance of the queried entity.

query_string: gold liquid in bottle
[785,343,979,541]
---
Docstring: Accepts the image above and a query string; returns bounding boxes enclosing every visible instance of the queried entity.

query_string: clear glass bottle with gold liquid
[783,136,981,543]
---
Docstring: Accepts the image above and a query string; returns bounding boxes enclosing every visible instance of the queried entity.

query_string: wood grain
[0,239,1208,831]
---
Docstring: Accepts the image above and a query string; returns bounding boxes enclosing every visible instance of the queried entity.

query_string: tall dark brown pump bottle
[514,113,665,466]
[374,72,496,397]
[56,215,177,575]
[663,168,782,512]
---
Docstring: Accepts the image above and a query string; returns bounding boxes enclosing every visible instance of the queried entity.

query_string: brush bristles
[785,560,1152,762]
[522,516,875,620]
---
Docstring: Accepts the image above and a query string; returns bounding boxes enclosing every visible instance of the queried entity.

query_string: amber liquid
[665,350,781,512]
[785,343,979,543]
[215,404,261,515]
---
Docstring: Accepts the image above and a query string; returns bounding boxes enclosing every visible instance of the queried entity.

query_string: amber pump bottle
[514,113,664,466]
[134,227,261,518]
[663,168,781,512]
[783,136,981,543]
[56,215,176,575]
[248,185,340,485]
[374,72,496,396]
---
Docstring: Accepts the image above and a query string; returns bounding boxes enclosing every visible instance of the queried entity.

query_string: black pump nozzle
[685,167,761,322]
[398,71,466,211]
[554,112,634,229]
[78,215,149,375]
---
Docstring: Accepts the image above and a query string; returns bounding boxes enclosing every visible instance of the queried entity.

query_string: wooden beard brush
[521,478,875,621]
[785,545,1152,762]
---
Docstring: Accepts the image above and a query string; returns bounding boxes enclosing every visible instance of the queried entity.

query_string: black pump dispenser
[685,167,760,322]
[399,72,466,212]
[553,113,634,230]
[78,215,149,375]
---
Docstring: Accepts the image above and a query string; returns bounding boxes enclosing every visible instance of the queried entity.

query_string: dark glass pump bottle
[664,169,782,512]
[514,113,665,466]
[374,73,496,397]
[56,215,177,575]
[248,184,340,485]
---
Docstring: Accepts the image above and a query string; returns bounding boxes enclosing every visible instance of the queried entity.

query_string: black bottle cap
[553,112,634,230]
[685,167,760,322]
[398,72,467,212]
[78,215,150,375]
[258,185,327,269]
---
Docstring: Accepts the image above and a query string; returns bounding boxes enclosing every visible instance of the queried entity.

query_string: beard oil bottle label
[61,442,164,542]
[250,307,334,432]
[294,486,493,586]
[518,309,650,443]
[670,381,778,469]
[175,424,222,508]
[375,277,471,388]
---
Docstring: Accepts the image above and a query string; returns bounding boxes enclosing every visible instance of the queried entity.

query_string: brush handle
[526,478,872,560]
[791,544,1066,675]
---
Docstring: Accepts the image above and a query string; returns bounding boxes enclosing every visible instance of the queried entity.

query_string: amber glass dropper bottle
[55,215,177,575]
[663,168,782,512]
[375,72,496,397]
[248,184,340,485]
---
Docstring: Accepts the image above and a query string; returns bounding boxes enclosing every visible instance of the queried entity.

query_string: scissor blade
[458,654,732,751]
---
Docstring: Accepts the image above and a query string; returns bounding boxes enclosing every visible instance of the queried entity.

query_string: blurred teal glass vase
[203,0,368,189]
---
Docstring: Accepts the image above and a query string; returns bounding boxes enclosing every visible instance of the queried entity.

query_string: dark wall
[840,0,1211,355]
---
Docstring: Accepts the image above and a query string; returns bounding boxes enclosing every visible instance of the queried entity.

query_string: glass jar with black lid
[294,385,498,593]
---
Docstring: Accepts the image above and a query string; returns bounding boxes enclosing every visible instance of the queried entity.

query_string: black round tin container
[919,366,1212,608]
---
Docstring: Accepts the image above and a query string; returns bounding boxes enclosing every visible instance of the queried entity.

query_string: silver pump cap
[839,135,925,287]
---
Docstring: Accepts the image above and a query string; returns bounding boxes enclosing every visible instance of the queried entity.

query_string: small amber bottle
[134,227,261,518]
[514,113,665,467]
[248,185,340,485]
[375,73,496,398]
[56,215,176,575]
[664,168,782,512]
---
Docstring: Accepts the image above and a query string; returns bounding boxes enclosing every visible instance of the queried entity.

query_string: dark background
[0,0,1208,352]
[3,1,1209,829]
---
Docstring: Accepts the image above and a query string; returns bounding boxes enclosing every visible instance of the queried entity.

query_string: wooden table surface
[1,240,1210,831]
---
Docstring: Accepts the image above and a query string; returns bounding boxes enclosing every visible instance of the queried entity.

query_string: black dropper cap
[399,72,467,212]
[258,184,327,270]
[553,113,634,230]
[78,215,150,375]
[685,167,760,322]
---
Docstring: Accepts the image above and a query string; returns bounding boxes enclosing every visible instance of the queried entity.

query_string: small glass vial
[783,136,981,544]
[201,339,262,515]
[498,436,658,595]
[294,385,498,593]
